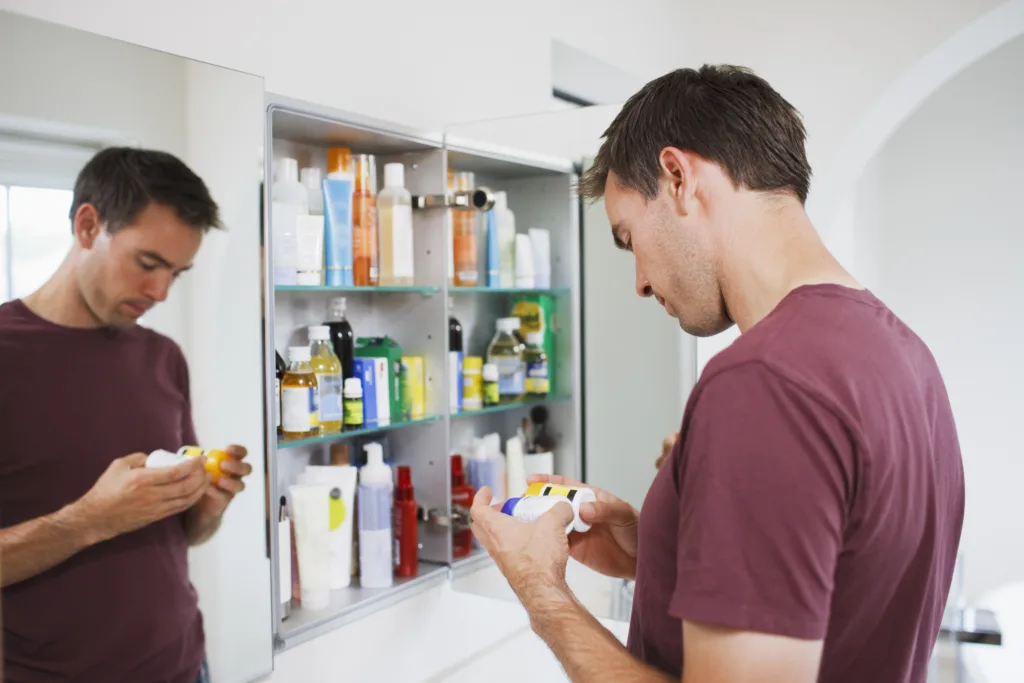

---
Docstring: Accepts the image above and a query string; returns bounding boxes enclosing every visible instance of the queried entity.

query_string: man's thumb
[120,452,149,469]
[541,499,575,532]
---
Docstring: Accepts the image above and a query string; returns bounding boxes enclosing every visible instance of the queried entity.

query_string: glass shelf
[278,562,448,645]
[277,415,441,450]
[450,395,570,419]
[274,285,440,295]
[448,286,570,295]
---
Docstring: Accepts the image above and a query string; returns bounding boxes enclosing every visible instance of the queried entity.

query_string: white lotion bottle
[271,157,309,286]
[493,191,516,288]
[358,442,394,588]
[378,162,414,287]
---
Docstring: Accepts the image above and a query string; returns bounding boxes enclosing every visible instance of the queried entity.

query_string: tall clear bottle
[281,346,319,440]
[487,317,525,404]
[352,154,379,286]
[308,326,344,434]
[452,171,478,287]
[378,163,414,287]
[324,296,355,381]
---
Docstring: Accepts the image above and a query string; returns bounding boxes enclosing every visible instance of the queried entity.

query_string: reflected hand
[525,474,639,581]
[194,444,252,519]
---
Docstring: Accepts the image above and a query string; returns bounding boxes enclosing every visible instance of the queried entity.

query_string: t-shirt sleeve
[171,342,199,447]
[670,362,852,640]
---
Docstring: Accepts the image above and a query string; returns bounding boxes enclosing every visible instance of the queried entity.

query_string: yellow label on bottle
[525,482,584,500]
[512,301,544,335]
[344,397,363,426]
[484,381,500,406]
[329,492,347,530]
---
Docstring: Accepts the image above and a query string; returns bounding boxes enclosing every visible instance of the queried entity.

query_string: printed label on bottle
[449,351,463,411]
[392,205,414,278]
[316,373,343,423]
[457,270,478,285]
[495,357,525,396]
[281,386,316,433]
[525,361,550,394]
[344,397,363,426]
[484,381,500,406]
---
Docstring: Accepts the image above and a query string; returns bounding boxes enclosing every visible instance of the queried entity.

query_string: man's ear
[658,147,699,216]
[72,204,102,248]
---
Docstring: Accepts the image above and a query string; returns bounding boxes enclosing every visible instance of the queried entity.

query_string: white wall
[850,35,1024,602]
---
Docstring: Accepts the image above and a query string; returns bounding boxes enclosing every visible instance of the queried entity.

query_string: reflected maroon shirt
[0,299,204,683]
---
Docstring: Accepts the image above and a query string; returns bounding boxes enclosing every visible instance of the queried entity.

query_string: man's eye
[139,261,158,272]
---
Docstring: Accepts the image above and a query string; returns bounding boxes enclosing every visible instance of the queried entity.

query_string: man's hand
[194,444,252,519]
[527,474,639,580]
[185,445,252,545]
[656,431,679,470]
[73,452,210,543]
[470,485,575,604]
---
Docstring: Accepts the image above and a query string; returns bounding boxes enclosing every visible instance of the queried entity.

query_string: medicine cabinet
[262,95,584,650]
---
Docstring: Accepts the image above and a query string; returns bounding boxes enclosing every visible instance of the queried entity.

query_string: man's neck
[22,260,104,329]
[719,199,861,333]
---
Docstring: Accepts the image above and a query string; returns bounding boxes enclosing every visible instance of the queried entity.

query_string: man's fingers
[472,486,494,510]
[226,444,248,459]
[119,452,149,469]
[578,500,636,525]
[137,454,205,486]
[216,476,245,495]
[220,458,252,478]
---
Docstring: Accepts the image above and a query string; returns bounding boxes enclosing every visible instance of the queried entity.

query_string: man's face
[604,170,731,337]
[75,202,201,328]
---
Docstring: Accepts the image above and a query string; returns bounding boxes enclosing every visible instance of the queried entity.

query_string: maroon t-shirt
[628,284,964,681]
[0,299,204,683]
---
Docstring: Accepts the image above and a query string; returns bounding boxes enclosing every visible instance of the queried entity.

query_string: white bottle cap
[300,167,322,189]
[278,157,299,183]
[494,190,508,211]
[343,377,363,397]
[383,163,405,189]
[483,363,498,382]
[497,317,520,333]
[308,325,331,342]
[526,331,544,347]
[360,442,391,486]
[288,346,311,363]
[515,233,535,288]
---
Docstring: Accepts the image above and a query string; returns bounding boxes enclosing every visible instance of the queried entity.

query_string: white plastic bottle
[271,157,310,286]
[358,442,394,588]
[300,167,324,215]
[500,488,598,534]
[493,191,516,288]
[378,163,414,287]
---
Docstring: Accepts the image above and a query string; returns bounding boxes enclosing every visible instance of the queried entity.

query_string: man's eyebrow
[138,250,192,272]
[610,222,628,251]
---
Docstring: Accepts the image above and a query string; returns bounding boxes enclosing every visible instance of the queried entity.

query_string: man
[0,147,252,683]
[470,65,964,682]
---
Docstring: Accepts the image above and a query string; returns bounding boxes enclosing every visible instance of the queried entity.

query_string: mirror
[444,106,689,620]
[0,10,271,682]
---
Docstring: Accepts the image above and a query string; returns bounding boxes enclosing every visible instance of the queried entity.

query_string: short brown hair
[70,147,221,235]
[578,64,812,204]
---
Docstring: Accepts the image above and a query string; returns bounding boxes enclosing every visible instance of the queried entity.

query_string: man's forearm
[183,506,222,546]
[0,503,99,587]
[525,583,675,683]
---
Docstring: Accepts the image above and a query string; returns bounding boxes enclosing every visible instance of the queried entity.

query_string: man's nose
[636,268,653,298]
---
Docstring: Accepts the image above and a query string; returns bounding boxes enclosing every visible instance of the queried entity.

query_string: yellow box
[401,356,426,420]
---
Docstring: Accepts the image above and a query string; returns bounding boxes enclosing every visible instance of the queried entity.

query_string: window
[1,185,73,302]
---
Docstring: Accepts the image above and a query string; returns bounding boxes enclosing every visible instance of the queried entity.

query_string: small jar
[463,356,483,411]
[343,377,364,428]
[482,362,499,406]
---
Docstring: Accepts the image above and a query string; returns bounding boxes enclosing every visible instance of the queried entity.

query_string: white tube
[289,483,332,610]
[522,451,554,478]
[528,228,550,289]
[501,488,598,534]
[303,465,357,589]
[514,233,534,288]
[505,436,527,499]
[295,214,325,286]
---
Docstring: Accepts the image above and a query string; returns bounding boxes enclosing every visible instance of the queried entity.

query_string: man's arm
[0,503,98,587]
[528,583,674,682]
[182,504,223,546]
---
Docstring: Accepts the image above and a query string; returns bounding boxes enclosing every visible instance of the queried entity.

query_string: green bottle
[523,331,549,396]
